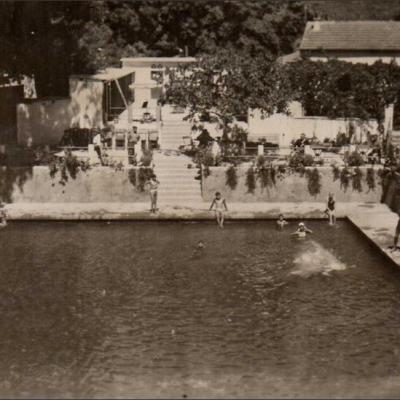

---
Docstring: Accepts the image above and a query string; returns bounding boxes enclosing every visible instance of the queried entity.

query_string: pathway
[152,151,203,205]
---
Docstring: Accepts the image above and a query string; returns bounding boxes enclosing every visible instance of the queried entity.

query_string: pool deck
[4,201,400,266]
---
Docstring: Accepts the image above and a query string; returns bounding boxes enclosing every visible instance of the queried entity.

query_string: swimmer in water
[209,192,228,228]
[277,214,289,229]
[191,240,206,259]
[291,222,312,237]
[0,203,7,228]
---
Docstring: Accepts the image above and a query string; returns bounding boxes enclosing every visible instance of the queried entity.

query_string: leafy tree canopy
[164,50,292,137]
[0,0,306,97]
[285,59,400,122]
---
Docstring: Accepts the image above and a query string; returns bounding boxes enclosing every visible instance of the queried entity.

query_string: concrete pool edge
[3,201,388,220]
[4,201,400,266]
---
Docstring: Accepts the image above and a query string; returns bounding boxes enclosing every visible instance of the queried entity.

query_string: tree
[285,59,400,123]
[0,1,307,97]
[164,50,291,139]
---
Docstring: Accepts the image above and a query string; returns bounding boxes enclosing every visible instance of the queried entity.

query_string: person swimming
[190,240,206,259]
[277,214,289,229]
[291,222,312,238]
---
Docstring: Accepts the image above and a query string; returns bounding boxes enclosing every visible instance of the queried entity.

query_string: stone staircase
[153,151,203,205]
[160,120,192,150]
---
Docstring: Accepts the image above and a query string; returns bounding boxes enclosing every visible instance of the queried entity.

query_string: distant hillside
[306,0,400,20]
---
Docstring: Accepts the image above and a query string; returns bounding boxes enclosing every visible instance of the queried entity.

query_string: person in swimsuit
[209,192,228,228]
[0,203,7,228]
[291,222,312,237]
[277,214,289,229]
[146,174,160,213]
[389,215,400,252]
[324,193,336,225]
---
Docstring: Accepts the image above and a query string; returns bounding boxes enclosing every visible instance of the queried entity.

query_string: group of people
[92,124,143,166]
[207,191,336,231]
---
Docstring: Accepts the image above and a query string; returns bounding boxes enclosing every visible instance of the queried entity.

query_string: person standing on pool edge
[389,215,400,252]
[209,192,228,228]
[146,174,160,214]
[325,192,336,225]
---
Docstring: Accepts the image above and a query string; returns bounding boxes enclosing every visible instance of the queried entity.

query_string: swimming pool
[1,220,400,398]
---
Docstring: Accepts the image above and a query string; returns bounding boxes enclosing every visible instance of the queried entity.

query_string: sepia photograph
[2,0,400,398]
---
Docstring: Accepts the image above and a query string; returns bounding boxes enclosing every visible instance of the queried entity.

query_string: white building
[299,20,400,65]
[253,20,400,145]
[121,57,196,110]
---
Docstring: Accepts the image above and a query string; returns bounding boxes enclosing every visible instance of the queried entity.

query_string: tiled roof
[300,21,400,51]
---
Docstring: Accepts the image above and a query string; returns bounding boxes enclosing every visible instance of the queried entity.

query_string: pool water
[1,220,400,398]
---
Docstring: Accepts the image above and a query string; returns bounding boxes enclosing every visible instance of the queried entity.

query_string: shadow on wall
[0,167,33,203]
[17,99,74,146]
[17,78,105,147]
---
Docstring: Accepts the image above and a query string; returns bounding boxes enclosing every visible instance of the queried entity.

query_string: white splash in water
[291,240,347,278]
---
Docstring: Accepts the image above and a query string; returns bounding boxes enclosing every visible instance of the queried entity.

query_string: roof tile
[300,21,400,51]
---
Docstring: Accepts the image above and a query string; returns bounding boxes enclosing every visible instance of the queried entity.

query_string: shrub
[257,166,276,191]
[288,153,314,169]
[196,147,215,167]
[246,166,256,194]
[366,168,376,191]
[340,167,351,191]
[303,154,315,166]
[256,154,266,168]
[230,125,248,143]
[345,151,364,166]
[352,167,363,192]
[270,166,276,186]
[128,168,137,187]
[48,151,90,186]
[331,164,341,181]
[225,166,238,190]
[305,168,321,197]
[336,132,350,147]
[203,165,211,178]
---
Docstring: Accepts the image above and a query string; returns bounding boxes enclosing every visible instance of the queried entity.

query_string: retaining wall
[248,108,378,146]
[0,166,149,203]
[202,166,382,203]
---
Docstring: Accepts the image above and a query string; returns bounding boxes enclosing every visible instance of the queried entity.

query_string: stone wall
[248,107,378,146]
[17,98,73,146]
[202,166,382,203]
[0,166,149,203]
